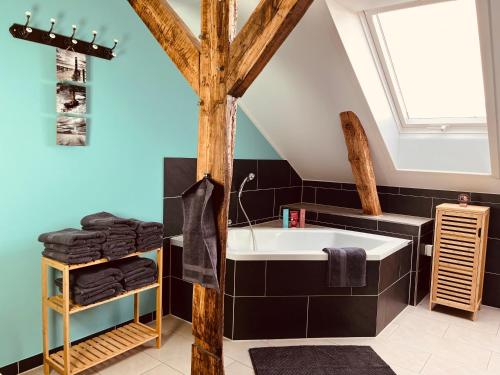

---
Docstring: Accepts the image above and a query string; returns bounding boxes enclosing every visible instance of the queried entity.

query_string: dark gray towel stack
[81,212,136,260]
[115,257,157,291]
[55,265,123,306]
[131,219,163,251]
[39,228,105,264]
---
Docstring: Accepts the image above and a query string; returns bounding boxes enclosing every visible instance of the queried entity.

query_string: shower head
[238,172,256,198]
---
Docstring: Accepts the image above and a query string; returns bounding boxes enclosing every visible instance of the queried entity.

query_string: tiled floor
[21,297,500,375]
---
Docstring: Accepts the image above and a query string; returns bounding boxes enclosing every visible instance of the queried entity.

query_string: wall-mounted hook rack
[9,11,117,60]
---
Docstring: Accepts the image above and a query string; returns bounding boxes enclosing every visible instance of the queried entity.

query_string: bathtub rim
[169,227,411,261]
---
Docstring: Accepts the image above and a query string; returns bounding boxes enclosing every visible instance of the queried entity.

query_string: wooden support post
[41,259,50,375]
[191,1,237,374]
[62,266,71,375]
[339,111,382,216]
[156,248,163,348]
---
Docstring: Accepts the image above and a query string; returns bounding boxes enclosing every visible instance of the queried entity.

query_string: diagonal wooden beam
[128,0,201,95]
[227,0,314,97]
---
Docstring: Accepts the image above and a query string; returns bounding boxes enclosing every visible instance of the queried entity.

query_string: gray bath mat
[249,345,396,375]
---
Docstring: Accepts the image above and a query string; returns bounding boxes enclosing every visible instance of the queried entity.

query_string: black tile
[258,160,290,189]
[305,210,318,221]
[344,227,413,242]
[420,219,435,236]
[163,239,171,276]
[18,353,42,373]
[164,197,183,237]
[302,186,316,203]
[238,189,274,222]
[416,260,431,304]
[139,312,154,324]
[409,271,417,306]
[233,297,308,339]
[376,273,410,334]
[471,192,500,204]
[266,261,351,296]
[232,159,258,192]
[274,187,302,216]
[352,261,381,296]
[164,158,197,197]
[341,183,357,191]
[313,221,346,229]
[224,294,234,339]
[228,192,238,225]
[486,238,500,274]
[0,362,17,375]
[377,185,400,194]
[225,259,235,296]
[400,244,412,277]
[234,261,266,296]
[162,276,170,315]
[483,272,500,308]
[290,166,302,186]
[486,204,500,239]
[379,248,402,292]
[379,193,433,218]
[307,296,378,337]
[377,221,419,236]
[317,213,377,230]
[399,187,465,200]
[316,188,361,209]
[254,217,277,225]
[170,245,183,279]
[170,277,193,322]
[303,180,342,189]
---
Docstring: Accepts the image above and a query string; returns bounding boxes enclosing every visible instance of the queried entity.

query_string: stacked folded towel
[116,257,157,291]
[131,219,163,251]
[39,228,105,264]
[55,265,123,306]
[81,212,136,260]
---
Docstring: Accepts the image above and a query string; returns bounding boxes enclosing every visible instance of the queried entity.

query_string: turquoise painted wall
[0,0,280,366]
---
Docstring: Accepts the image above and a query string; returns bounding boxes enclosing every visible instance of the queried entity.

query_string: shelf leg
[41,259,50,375]
[62,266,71,375]
[134,293,140,324]
[156,248,163,348]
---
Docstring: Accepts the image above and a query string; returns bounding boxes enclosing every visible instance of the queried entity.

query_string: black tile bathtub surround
[169,242,411,339]
[163,158,302,237]
[302,180,500,308]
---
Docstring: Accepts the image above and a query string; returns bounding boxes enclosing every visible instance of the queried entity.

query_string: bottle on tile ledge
[299,209,306,228]
[282,208,289,228]
[290,211,299,228]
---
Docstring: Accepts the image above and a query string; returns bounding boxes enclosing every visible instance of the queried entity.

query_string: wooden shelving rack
[41,248,163,375]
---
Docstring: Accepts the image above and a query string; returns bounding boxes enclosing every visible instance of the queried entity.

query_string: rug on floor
[249,345,396,375]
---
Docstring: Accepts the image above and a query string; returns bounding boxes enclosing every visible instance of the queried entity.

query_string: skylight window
[365,0,486,132]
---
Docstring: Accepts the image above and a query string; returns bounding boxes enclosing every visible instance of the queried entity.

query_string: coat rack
[9,11,118,60]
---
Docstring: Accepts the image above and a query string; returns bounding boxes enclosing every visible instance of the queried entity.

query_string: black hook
[110,39,118,57]
[70,25,78,45]
[48,18,56,39]
[90,30,98,50]
[24,11,32,34]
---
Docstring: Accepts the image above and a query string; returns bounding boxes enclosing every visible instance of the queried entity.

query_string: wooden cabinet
[430,203,490,320]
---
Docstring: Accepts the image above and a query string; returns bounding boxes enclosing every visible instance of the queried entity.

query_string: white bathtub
[170,227,410,261]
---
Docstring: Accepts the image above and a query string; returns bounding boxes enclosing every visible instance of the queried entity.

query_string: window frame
[363,0,487,134]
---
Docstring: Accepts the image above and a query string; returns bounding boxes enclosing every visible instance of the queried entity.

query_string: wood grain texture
[128,0,201,95]
[191,1,237,374]
[339,111,382,216]
[227,0,314,97]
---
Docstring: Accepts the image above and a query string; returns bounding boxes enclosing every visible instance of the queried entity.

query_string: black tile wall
[224,294,234,339]
[233,297,308,339]
[164,158,197,197]
[376,273,410,334]
[274,187,302,217]
[307,296,378,337]
[257,160,295,189]
[234,261,266,296]
[170,277,193,322]
[316,188,361,209]
[0,362,18,375]
[238,189,275,221]
[231,159,258,192]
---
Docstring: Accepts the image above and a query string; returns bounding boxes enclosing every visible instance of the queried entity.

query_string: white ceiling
[169,0,500,193]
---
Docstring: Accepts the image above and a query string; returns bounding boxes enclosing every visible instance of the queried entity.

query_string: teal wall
[0,0,280,367]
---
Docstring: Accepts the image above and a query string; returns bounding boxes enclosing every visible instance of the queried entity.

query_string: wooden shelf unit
[429,204,489,320]
[41,248,163,375]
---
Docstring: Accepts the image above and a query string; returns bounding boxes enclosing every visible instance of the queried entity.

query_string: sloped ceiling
[169,0,500,194]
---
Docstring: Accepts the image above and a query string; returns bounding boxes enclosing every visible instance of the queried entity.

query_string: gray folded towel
[102,239,135,251]
[74,287,121,306]
[73,266,123,288]
[123,268,156,284]
[45,243,102,254]
[39,228,105,246]
[81,212,135,228]
[124,276,157,291]
[130,219,163,235]
[181,177,219,290]
[42,250,101,264]
[322,247,367,288]
[116,257,156,275]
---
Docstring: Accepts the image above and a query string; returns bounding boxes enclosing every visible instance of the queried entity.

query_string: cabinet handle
[478,227,482,238]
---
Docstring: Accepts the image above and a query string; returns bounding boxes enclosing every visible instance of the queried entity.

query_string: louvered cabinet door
[430,204,489,318]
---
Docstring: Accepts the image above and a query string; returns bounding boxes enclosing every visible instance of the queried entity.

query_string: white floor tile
[371,339,431,373]
[488,352,500,373]
[445,324,500,353]
[95,349,161,375]
[140,363,183,375]
[224,361,255,375]
[143,333,193,374]
[223,339,269,367]
[421,354,493,375]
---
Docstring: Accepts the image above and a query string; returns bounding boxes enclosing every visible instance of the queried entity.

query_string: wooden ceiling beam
[227,0,314,98]
[128,0,201,95]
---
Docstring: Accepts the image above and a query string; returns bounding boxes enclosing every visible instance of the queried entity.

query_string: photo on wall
[56,48,87,83]
[56,83,86,114]
[56,116,87,146]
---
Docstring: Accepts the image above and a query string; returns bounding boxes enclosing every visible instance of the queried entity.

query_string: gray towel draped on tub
[181,176,219,290]
[322,247,367,288]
